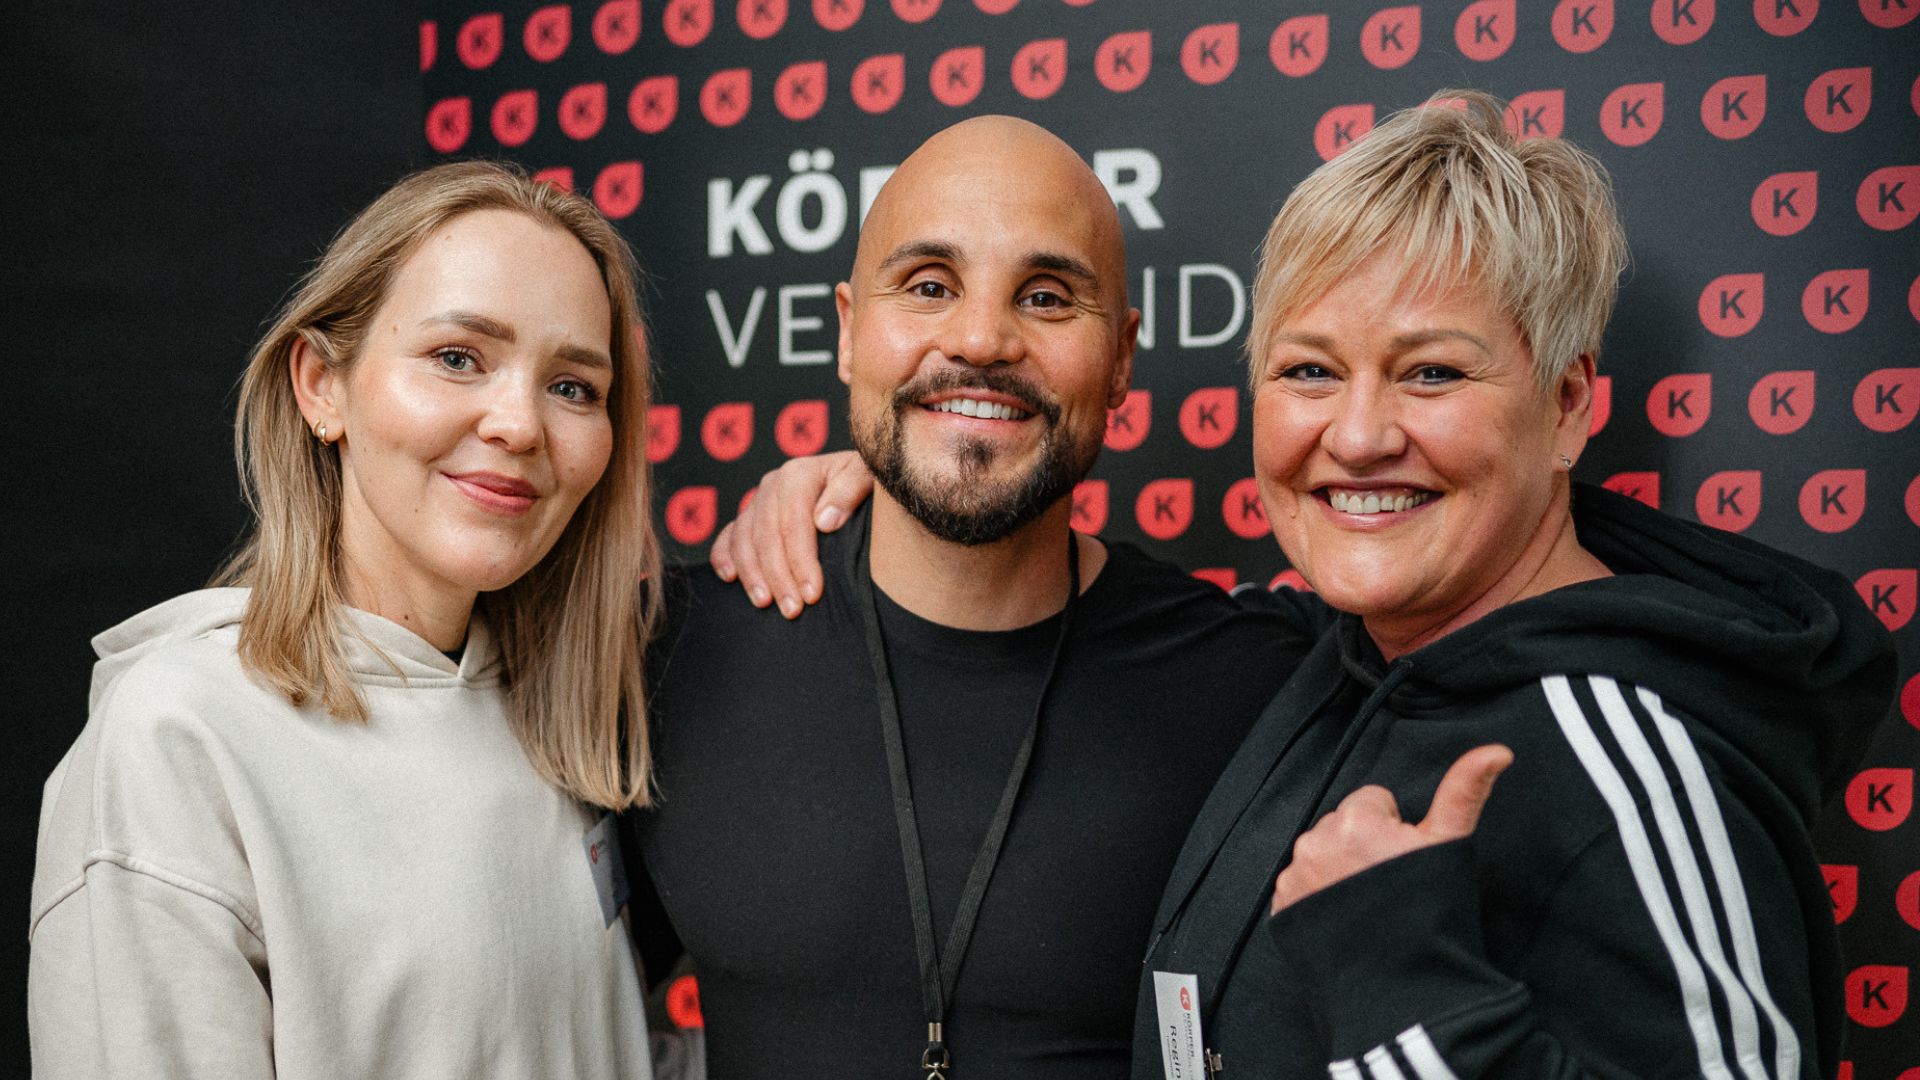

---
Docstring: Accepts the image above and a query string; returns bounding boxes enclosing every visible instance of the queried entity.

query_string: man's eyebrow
[1025,251,1099,286]
[876,240,963,273]
[422,310,611,370]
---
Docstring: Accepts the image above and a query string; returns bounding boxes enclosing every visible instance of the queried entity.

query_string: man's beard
[853,368,1099,547]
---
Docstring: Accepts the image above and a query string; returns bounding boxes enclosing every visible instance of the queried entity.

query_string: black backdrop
[8,1,1917,1076]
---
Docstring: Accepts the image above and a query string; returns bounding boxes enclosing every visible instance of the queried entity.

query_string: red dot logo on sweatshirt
[1898,870,1920,931]
[1505,90,1566,139]
[1824,864,1859,924]
[427,97,473,153]
[1845,964,1908,1027]
[738,0,788,38]
[1105,390,1151,451]
[1012,39,1067,99]
[1699,273,1763,337]
[459,12,505,68]
[852,54,905,114]
[1647,373,1711,436]
[1180,387,1238,449]
[1601,82,1665,147]
[1181,24,1238,85]
[701,402,754,461]
[1751,172,1816,236]
[1136,479,1194,540]
[891,0,941,23]
[491,90,539,147]
[1806,68,1870,132]
[1650,0,1714,44]
[774,400,829,457]
[930,46,985,107]
[1799,469,1866,532]
[1846,768,1913,831]
[1315,104,1376,161]
[666,486,718,545]
[1748,370,1813,434]
[525,5,572,62]
[594,0,641,53]
[1071,479,1109,534]
[630,76,679,135]
[1552,0,1614,52]
[1603,471,1660,509]
[1223,477,1270,539]
[647,405,681,463]
[593,161,643,218]
[1857,165,1920,230]
[1270,15,1328,77]
[560,83,608,141]
[1861,0,1918,26]
[776,61,829,121]
[1588,375,1612,435]
[1097,31,1152,93]
[420,20,438,71]
[1701,74,1766,139]
[1455,0,1515,61]
[814,0,864,32]
[701,69,753,128]
[1853,368,1918,432]
[1361,6,1421,70]
[665,0,714,46]
[1856,569,1916,631]
[1803,269,1868,333]
[1696,471,1761,532]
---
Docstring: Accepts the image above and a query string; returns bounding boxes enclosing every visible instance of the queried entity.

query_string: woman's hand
[1271,744,1513,914]
[710,451,874,618]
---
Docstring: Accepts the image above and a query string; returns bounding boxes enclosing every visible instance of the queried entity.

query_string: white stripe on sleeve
[1363,1043,1410,1080]
[1329,1059,1365,1080]
[1394,1024,1462,1080]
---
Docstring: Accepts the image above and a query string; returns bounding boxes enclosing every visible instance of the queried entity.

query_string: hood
[89,587,500,712]
[1338,483,1897,815]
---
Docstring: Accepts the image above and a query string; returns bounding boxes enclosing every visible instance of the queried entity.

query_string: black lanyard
[853,518,1080,1080]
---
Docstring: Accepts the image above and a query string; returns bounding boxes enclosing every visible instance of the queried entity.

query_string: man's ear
[834,282,856,386]
[290,334,340,437]
[1108,307,1140,409]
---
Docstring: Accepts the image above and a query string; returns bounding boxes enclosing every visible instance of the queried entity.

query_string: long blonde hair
[215,160,662,810]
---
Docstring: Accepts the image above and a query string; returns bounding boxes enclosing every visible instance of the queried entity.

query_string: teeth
[930,397,1028,421]
[1329,490,1433,515]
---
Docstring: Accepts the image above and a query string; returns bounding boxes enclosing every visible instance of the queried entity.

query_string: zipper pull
[1206,1049,1224,1076]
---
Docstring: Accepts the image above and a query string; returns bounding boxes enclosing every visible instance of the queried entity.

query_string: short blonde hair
[216,160,662,810]
[1247,90,1628,393]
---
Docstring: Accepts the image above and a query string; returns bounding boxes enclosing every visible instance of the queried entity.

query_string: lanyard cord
[854,518,1081,1078]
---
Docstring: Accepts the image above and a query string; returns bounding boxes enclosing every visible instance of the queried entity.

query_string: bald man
[635,117,1319,1079]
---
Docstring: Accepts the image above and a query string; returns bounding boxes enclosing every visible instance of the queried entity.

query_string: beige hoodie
[29,589,653,1079]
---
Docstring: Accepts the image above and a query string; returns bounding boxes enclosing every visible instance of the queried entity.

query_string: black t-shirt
[635,513,1320,1079]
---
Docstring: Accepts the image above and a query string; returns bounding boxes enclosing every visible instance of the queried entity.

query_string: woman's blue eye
[435,348,477,372]
[1413,365,1464,384]
[1278,362,1332,381]
[551,378,602,404]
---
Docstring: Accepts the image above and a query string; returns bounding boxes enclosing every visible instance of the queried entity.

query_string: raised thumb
[1419,744,1514,840]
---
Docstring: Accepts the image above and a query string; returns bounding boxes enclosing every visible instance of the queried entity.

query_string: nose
[1319,378,1406,467]
[940,292,1026,368]
[476,377,543,453]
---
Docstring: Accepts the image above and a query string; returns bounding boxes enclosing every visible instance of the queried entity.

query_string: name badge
[583,812,630,928]
[1153,970,1207,1080]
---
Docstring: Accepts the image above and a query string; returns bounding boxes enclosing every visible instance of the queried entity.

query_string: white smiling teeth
[1330,490,1433,515]
[931,398,1028,421]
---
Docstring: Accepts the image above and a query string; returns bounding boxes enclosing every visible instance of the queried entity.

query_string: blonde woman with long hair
[29,161,663,1079]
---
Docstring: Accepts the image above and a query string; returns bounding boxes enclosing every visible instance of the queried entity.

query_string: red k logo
[1750,171,1816,236]
[560,83,608,140]
[813,0,864,32]
[629,75,679,134]
[1856,569,1917,631]
[1136,479,1194,540]
[665,0,714,46]
[1806,67,1871,132]
[1012,39,1067,99]
[1861,0,1919,26]
[1551,0,1613,52]
[420,20,437,71]
[1748,370,1813,433]
[701,402,754,461]
[1853,367,1918,431]
[1588,375,1611,435]
[593,161,642,219]
[1799,469,1866,532]
[1695,471,1761,532]
[1361,6,1422,70]
[1179,387,1238,449]
[1192,569,1237,592]
[1823,864,1858,924]
[1223,477,1269,539]
[1899,870,1920,931]
[532,166,574,191]
[1270,15,1328,76]
[1603,471,1660,509]
[974,0,1018,12]
[1650,0,1714,44]
[426,97,472,154]
[1847,769,1913,831]
[1071,480,1109,534]
[647,404,682,463]
[701,68,752,128]
[1601,82,1664,147]
[1905,672,1920,731]
[851,54,905,113]
[1647,373,1711,436]
[1181,23,1239,85]
[1701,74,1766,139]
[738,0,788,39]
[774,399,829,457]
[1802,269,1868,333]
[1105,390,1151,451]
[1699,272,1764,337]
[1097,31,1152,93]
[931,46,984,107]
[594,0,641,54]
[1755,0,1816,35]
[666,974,705,1030]
[1909,475,1920,529]
[1857,165,1920,230]
[1846,966,1908,1027]
[1315,104,1376,161]
[1454,0,1515,61]
[890,0,941,23]
[458,12,504,69]
[666,487,718,545]
[491,89,538,147]
[776,60,829,121]
[1505,90,1566,139]
[525,5,571,62]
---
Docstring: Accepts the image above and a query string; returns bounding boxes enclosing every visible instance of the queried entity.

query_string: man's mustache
[889,368,1062,424]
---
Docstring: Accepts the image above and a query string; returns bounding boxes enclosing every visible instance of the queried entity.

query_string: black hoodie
[1133,483,1896,1079]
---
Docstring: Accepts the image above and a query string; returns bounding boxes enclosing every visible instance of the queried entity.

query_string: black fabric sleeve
[620,811,684,993]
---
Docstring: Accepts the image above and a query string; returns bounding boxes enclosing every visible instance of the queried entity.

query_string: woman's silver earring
[1558,453,1574,469]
